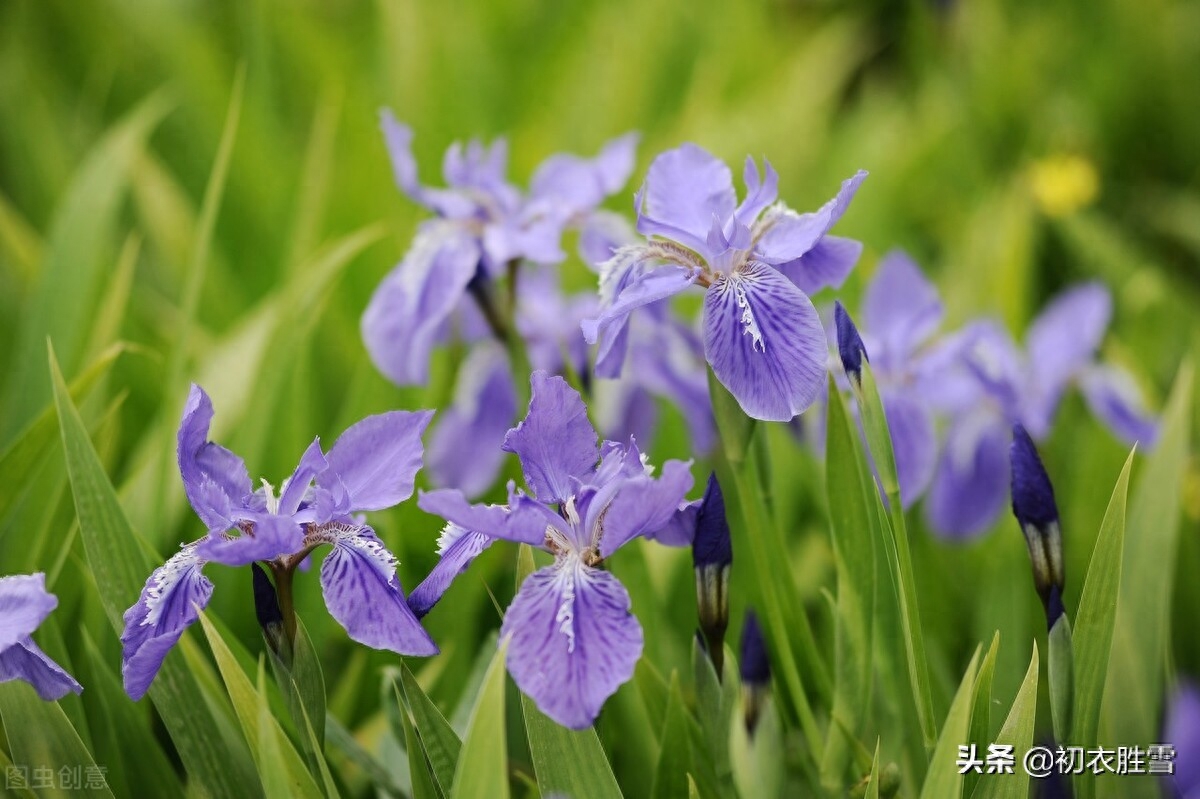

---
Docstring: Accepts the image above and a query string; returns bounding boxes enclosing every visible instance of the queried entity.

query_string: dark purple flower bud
[740,609,770,734]
[834,301,868,385]
[252,563,288,660]
[693,472,732,677]
[1010,424,1065,628]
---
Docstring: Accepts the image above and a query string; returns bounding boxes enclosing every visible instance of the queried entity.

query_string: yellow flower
[1028,154,1100,218]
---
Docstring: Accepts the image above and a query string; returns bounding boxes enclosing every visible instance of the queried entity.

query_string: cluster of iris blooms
[2,115,1186,776]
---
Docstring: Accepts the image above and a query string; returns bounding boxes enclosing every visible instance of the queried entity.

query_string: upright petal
[862,249,944,364]
[427,345,517,499]
[361,222,481,387]
[0,573,57,652]
[121,543,213,700]
[642,144,736,248]
[1079,364,1159,447]
[883,390,938,508]
[753,170,867,265]
[1026,282,1111,391]
[503,372,599,503]
[593,460,695,558]
[196,513,304,567]
[0,637,83,701]
[501,560,643,729]
[924,413,1011,539]
[177,385,252,532]
[407,525,495,618]
[321,410,434,512]
[530,133,639,217]
[774,235,863,295]
[316,523,438,656]
[379,111,475,218]
[278,438,327,518]
[734,157,779,226]
[703,263,828,421]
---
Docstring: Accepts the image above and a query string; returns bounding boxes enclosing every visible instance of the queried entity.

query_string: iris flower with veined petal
[362,112,638,387]
[120,384,438,700]
[582,143,867,421]
[926,282,1158,537]
[416,371,693,729]
[0,572,82,700]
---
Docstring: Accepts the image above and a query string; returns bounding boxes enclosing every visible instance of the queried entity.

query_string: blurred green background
[1,0,1198,794]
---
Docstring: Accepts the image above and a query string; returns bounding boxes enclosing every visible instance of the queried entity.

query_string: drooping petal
[177,384,252,532]
[278,438,327,518]
[774,235,863,295]
[316,523,438,656]
[0,637,83,701]
[417,487,551,546]
[583,259,699,378]
[503,372,599,503]
[862,249,944,364]
[644,500,701,547]
[320,409,434,512]
[427,345,518,499]
[121,543,213,700]
[924,413,1011,539]
[0,573,57,652]
[641,144,736,252]
[593,459,695,558]
[361,222,482,387]
[703,263,828,421]
[883,390,938,508]
[195,513,304,568]
[1026,282,1111,392]
[407,525,496,618]
[1079,364,1159,447]
[501,560,643,730]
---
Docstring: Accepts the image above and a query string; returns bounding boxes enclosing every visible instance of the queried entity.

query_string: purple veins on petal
[703,263,828,421]
[501,561,643,730]
[121,543,214,700]
[314,522,437,656]
[593,459,695,559]
[503,372,600,504]
[417,486,551,547]
[407,525,495,619]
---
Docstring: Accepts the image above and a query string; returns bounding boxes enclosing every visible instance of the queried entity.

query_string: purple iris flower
[0,573,82,700]
[120,384,438,700]
[926,282,1158,538]
[831,251,954,507]
[362,112,638,387]
[418,371,694,729]
[1165,681,1200,798]
[582,143,867,421]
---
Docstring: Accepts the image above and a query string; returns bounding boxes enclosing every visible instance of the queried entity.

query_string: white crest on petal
[142,544,206,627]
[309,522,398,582]
[436,523,470,556]
[553,562,579,654]
[731,275,766,353]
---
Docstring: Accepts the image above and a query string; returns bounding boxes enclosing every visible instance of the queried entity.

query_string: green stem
[272,560,298,665]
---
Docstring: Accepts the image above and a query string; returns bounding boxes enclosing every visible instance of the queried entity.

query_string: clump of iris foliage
[1,1,1198,798]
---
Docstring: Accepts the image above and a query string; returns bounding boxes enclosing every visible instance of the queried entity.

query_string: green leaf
[50,344,259,799]
[0,682,115,799]
[5,94,170,440]
[965,632,1001,799]
[864,742,881,799]
[254,665,327,799]
[692,635,733,783]
[196,612,325,799]
[918,646,982,799]
[449,637,510,799]
[822,382,878,789]
[972,643,1039,799]
[267,615,327,754]
[516,545,623,799]
[730,695,784,799]
[399,662,463,796]
[398,688,443,799]
[1104,361,1192,746]
[650,673,692,799]
[1071,448,1134,799]
[1047,615,1074,744]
